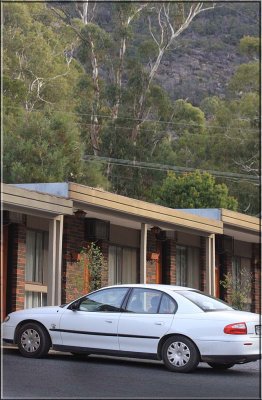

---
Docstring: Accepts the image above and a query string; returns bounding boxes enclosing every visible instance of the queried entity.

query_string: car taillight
[224,322,247,335]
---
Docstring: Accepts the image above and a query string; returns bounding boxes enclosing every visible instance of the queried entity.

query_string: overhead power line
[4,105,260,134]
[83,155,260,184]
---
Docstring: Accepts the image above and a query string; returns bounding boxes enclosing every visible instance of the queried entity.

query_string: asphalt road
[1,347,261,399]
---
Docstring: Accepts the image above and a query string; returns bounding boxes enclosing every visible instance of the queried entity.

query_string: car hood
[11,306,63,316]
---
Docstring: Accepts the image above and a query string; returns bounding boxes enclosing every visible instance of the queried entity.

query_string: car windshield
[176,290,233,312]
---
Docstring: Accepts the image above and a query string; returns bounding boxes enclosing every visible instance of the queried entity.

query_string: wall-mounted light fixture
[150,225,167,241]
[150,226,161,236]
[73,209,87,218]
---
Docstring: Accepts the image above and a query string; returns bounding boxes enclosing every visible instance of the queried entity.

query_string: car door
[59,287,129,351]
[118,288,176,355]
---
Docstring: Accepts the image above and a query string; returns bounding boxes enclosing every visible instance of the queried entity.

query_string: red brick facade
[163,239,176,285]
[200,237,206,292]
[251,243,261,314]
[146,230,158,283]
[99,240,109,288]
[10,224,26,311]
[4,215,260,314]
[62,216,86,303]
[62,217,110,303]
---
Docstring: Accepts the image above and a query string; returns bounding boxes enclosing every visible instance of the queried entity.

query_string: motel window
[176,245,187,287]
[25,230,48,308]
[176,245,200,289]
[108,245,137,285]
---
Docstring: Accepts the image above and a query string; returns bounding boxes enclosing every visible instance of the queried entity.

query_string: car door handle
[105,320,113,323]
[155,322,164,326]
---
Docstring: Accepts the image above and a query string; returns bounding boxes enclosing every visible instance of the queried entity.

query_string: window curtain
[109,245,137,285]
[176,245,187,286]
[25,230,48,284]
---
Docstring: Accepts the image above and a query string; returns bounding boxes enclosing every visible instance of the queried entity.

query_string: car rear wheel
[207,362,235,370]
[17,323,50,358]
[162,335,200,373]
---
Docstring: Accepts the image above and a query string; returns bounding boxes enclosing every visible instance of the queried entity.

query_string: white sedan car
[2,284,261,373]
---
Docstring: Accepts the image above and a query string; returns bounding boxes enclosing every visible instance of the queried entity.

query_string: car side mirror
[70,301,80,311]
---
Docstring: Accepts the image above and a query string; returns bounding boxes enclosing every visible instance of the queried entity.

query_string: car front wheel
[17,323,50,358]
[162,335,200,373]
[207,362,235,370]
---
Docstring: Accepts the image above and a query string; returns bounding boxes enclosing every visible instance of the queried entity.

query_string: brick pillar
[99,240,109,288]
[220,252,233,303]
[62,216,86,303]
[163,239,176,285]
[146,230,158,283]
[11,224,26,311]
[251,243,261,314]
[200,237,206,292]
[62,217,110,303]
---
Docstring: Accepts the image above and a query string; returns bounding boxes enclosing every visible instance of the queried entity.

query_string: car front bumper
[2,323,16,343]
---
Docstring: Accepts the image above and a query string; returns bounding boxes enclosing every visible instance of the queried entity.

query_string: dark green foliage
[158,171,238,210]
[3,111,83,183]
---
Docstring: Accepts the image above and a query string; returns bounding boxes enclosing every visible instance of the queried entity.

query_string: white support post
[47,216,64,306]
[48,219,56,306]
[55,215,64,305]
[140,223,147,283]
[205,234,216,296]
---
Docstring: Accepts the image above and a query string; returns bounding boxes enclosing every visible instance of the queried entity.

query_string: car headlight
[3,315,10,322]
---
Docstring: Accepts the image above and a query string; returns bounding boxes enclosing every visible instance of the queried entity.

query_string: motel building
[1,182,261,320]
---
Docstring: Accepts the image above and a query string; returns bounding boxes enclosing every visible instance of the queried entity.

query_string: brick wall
[62,216,109,303]
[220,252,233,303]
[251,243,261,314]
[200,237,206,292]
[146,230,157,283]
[62,216,86,303]
[10,224,26,311]
[162,239,176,285]
[99,240,109,288]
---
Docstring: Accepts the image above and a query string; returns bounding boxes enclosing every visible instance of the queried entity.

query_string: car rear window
[176,290,233,312]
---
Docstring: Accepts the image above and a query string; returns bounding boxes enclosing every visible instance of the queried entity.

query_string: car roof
[102,283,196,293]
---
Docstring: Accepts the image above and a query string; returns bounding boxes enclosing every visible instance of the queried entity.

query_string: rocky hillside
[153,2,260,105]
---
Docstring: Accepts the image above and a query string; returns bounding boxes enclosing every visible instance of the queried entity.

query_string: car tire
[162,335,200,373]
[207,362,235,370]
[17,323,51,358]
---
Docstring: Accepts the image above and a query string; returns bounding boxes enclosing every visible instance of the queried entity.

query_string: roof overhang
[2,183,73,218]
[69,183,223,235]
[221,209,260,244]
[6,183,260,243]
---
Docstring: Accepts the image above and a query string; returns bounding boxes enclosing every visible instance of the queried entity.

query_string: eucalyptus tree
[198,36,260,215]
[3,2,106,185]
[51,2,216,149]
[51,1,148,156]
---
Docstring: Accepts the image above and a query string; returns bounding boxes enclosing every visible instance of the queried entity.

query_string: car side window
[126,288,162,314]
[78,287,129,312]
[159,294,177,314]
